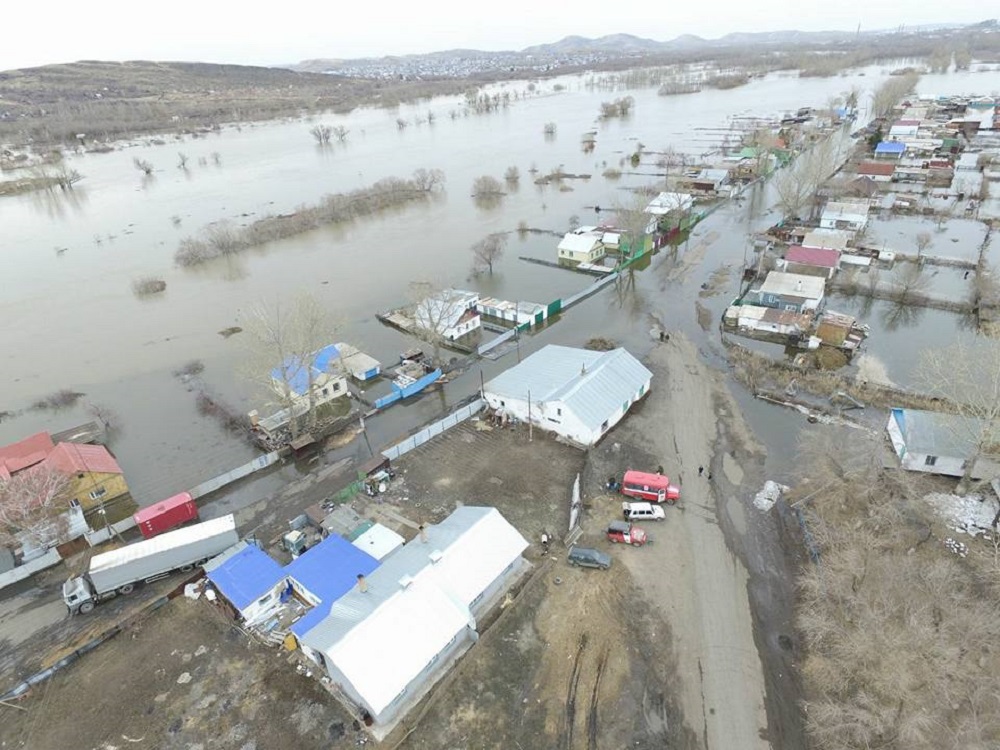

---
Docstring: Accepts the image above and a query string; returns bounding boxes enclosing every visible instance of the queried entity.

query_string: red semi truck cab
[620,470,680,505]
[133,492,199,539]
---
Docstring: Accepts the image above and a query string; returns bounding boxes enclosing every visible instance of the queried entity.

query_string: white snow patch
[924,492,999,538]
[754,481,789,512]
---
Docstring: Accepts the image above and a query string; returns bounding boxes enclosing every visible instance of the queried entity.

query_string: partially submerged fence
[382,398,485,460]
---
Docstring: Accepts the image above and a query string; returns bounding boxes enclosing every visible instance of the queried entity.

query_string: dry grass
[795,429,1000,748]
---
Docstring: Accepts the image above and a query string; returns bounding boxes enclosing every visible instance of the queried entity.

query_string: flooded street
[4,63,1000,503]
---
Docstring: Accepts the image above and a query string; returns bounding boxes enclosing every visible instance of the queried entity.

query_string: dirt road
[591,334,773,749]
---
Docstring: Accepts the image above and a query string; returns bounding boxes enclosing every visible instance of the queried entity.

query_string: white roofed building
[483,345,652,446]
[557,229,605,264]
[298,506,529,731]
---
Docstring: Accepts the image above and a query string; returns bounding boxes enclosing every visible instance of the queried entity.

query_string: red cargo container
[133,492,198,539]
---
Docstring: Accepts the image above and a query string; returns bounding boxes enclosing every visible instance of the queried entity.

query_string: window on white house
[89,487,107,500]
[924,455,937,466]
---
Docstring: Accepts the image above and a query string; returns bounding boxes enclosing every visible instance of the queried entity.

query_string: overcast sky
[2,2,990,71]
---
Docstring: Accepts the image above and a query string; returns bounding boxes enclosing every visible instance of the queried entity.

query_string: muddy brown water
[3,63,1000,505]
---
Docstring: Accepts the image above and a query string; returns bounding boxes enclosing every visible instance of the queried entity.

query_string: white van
[622,501,666,522]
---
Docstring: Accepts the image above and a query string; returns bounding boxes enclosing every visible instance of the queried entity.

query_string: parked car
[567,546,612,570]
[606,520,648,547]
[622,501,666,522]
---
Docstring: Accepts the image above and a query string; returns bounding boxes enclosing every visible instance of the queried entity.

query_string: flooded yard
[3,63,1000,504]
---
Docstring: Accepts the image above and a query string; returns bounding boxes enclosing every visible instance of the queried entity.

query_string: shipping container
[133,491,198,539]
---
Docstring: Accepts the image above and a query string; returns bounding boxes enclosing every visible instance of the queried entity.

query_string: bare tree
[891,263,930,305]
[613,190,655,257]
[472,175,504,196]
[774,137,838,220]
[240,292,341,439]
[412,168,445,192]
[409,281,468,363]
[309,124,333,145]
[871,72,920,121]
[915,231,932,258]
[543,122,557,137]
[332,125,349,142]
[919,338,1000,493]
[396,118,408,131]
[0,466,73,549]
[504,165,520,186]
[470,233,507,275]
[133,157,153,175]
[211,152,222,167]
[87,402,120,433]
[177,152,189,170]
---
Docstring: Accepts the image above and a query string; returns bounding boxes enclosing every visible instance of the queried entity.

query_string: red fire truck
[620,470,680,505]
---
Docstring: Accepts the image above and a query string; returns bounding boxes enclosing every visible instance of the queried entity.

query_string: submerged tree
[309,124,333,145]
[240,292,341,439]
[470,233,507,275]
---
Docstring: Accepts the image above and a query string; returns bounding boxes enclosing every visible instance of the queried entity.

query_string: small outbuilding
[557,229,606,264]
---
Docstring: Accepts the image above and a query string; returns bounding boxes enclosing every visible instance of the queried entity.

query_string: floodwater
[4,62,1000,506]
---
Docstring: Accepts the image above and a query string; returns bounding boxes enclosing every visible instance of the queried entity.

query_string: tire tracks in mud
[586,647,609,750]
[559,634,612,750]
[560,633,588,750]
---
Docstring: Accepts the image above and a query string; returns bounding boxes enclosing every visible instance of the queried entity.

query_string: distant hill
[293,28,868,73]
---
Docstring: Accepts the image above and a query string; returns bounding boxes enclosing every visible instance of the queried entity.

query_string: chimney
[796,279,803,292]
[581,363,587,376]
[356,573,368,593]
[247,410,259,427]
[418,524,428,543]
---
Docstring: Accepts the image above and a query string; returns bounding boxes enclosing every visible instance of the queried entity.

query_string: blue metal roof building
[270,344,342,397]
[286,534,379,637]
[874,141,906,157]
[204,541,287,612]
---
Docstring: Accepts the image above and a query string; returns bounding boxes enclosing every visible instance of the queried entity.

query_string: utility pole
[360,412,374,458]
[527,389,533,442]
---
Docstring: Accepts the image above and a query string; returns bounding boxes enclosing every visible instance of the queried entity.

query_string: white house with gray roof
[298,506,528,731]
[886,407,1000,480]
[483,345,652,446]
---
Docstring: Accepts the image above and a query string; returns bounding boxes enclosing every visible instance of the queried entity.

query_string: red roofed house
[0,432,130,523]
[857,161,896,182]
[778,245,842,279]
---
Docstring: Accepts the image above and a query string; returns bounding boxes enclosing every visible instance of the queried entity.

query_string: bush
[131,276,166,296]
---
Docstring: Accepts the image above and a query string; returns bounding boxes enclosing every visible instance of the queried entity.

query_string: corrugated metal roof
[45,442,123,475]
[326,577,470,716]
[286,534,379,637]
[271,344,342,397]
[758,272,826,301]
[484,346,652,433]
[89,514,237,575]
[558,232,602,253]
[204,541,286,611]
[892,408,986,458]
[300,507,527,703]
[875,141,906,154]
[802,229,852,251]
[786,246,841,268]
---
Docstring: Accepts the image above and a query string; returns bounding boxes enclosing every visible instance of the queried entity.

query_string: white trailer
[63,514,239,614]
